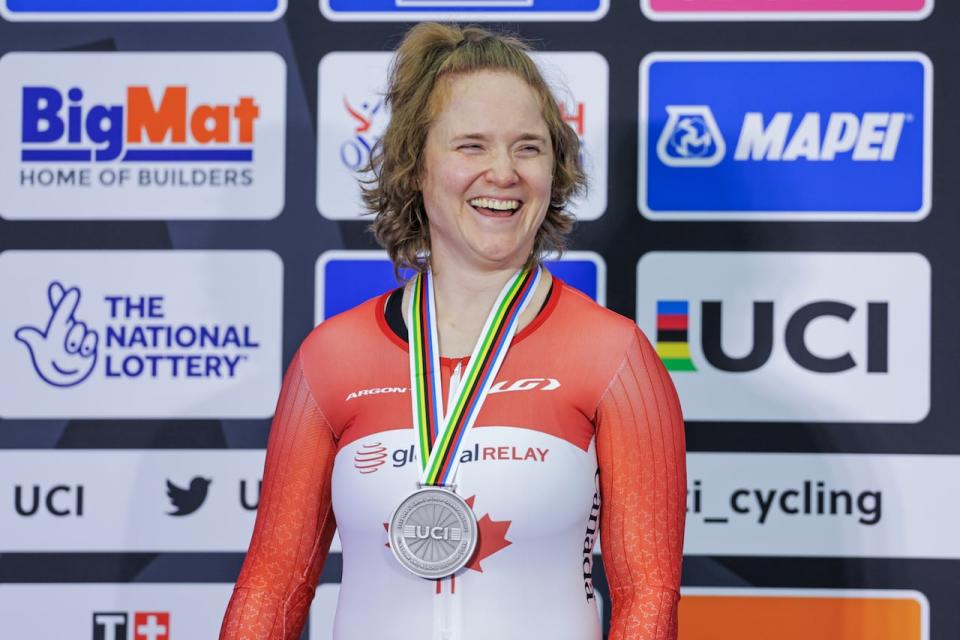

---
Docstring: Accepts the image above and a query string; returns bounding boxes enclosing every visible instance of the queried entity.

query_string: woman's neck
[402,253,551,359]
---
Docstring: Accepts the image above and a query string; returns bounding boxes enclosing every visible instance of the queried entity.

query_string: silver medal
[388,487,478,579]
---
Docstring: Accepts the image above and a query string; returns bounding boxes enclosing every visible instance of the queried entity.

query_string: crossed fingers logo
[15,281,99,387]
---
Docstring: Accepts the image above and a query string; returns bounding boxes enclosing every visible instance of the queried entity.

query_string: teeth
[469,197,520,211]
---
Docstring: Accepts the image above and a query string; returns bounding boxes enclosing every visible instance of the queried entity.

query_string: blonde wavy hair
[363,22,587,275]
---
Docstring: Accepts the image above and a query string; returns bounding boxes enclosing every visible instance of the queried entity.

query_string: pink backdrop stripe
[649,0,927,11]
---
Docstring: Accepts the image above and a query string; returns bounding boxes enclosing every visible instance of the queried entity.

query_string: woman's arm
[595,327,687,640]
[220,350,338,640]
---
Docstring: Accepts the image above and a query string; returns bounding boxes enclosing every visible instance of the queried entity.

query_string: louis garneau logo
[166,477,211,516]
[345,377,561,402]
[15,281,260,388]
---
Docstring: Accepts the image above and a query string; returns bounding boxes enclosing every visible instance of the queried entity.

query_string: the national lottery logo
[15,282,99,387]
[639,53,931,221]
[0,53,286,220]
[0,251,282,419]
[15,281,259,388]
[317,51,607,220]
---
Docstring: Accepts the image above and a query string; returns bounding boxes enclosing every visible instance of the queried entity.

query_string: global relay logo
[15,282,98,387]
[14,280,260,388]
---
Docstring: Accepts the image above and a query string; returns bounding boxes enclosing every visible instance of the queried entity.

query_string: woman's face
[420,70,554,272]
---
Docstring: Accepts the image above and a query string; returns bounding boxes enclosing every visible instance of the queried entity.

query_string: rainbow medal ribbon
[388,266,542,579]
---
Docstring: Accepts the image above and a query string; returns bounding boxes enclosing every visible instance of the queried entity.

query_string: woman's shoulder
[299,291,394,362]
[554,279,641,344]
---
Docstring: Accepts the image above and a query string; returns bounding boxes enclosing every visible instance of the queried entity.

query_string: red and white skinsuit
[220,280,686,640]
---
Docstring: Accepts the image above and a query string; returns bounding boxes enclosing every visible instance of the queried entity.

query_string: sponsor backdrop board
[640,0,934,21]
[317,51,608,221]
[0,584,233,638]
[0,251,283,419]
[1,1,959,639]
[0,52,287,220]
[635,252,930,423]
[0,0,287,21]
[639,53,932,221]
[320,0,609,22]
[315,249,606,322]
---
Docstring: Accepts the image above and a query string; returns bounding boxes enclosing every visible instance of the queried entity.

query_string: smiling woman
[365,22,585,275]
[221,22,686,640]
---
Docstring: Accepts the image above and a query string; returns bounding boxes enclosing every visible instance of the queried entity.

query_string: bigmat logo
[680,588,928,640]
[0,251,282,419]
[641,0,933,21]
[636,253,930,422]
[320,0,607,22]
[639,53,932,221]
[316,250,605,322]
[317,52,608,221]
[1,0,286,21]
[0,53,285,220]
[0,451,265,551]
[0,584,231,637]
[685,453,959,559]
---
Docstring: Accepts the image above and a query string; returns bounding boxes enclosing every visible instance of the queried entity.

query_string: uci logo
[656,105,725,168]
[403,524,463,542]
[656,299,889,374]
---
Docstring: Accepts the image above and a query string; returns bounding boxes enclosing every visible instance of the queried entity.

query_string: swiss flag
[134,612,170,640]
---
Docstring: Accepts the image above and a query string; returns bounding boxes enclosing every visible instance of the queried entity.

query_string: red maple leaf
[464,495,512,573]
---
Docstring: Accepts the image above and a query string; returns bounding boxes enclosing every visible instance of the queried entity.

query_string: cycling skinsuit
[220,279,686,640]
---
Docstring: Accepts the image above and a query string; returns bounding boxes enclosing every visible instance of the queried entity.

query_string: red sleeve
[595,327,687,640]
[220,350,338,640]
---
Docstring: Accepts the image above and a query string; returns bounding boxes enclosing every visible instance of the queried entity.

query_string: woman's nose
[484,150,520,186]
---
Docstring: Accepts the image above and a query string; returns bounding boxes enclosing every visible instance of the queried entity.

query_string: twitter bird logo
[166,477,212,516]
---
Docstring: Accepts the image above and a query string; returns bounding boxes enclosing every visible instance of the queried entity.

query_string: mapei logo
[657,105,907,167]
[0,53,286,220]
[640,0,933,21]
[318,52,607,220]
[637,252,930,422]
[1,0,286,21]
[320,0,608,21]
[656,106,724,167]
[639,53,931,220]
[93,611,169,640]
